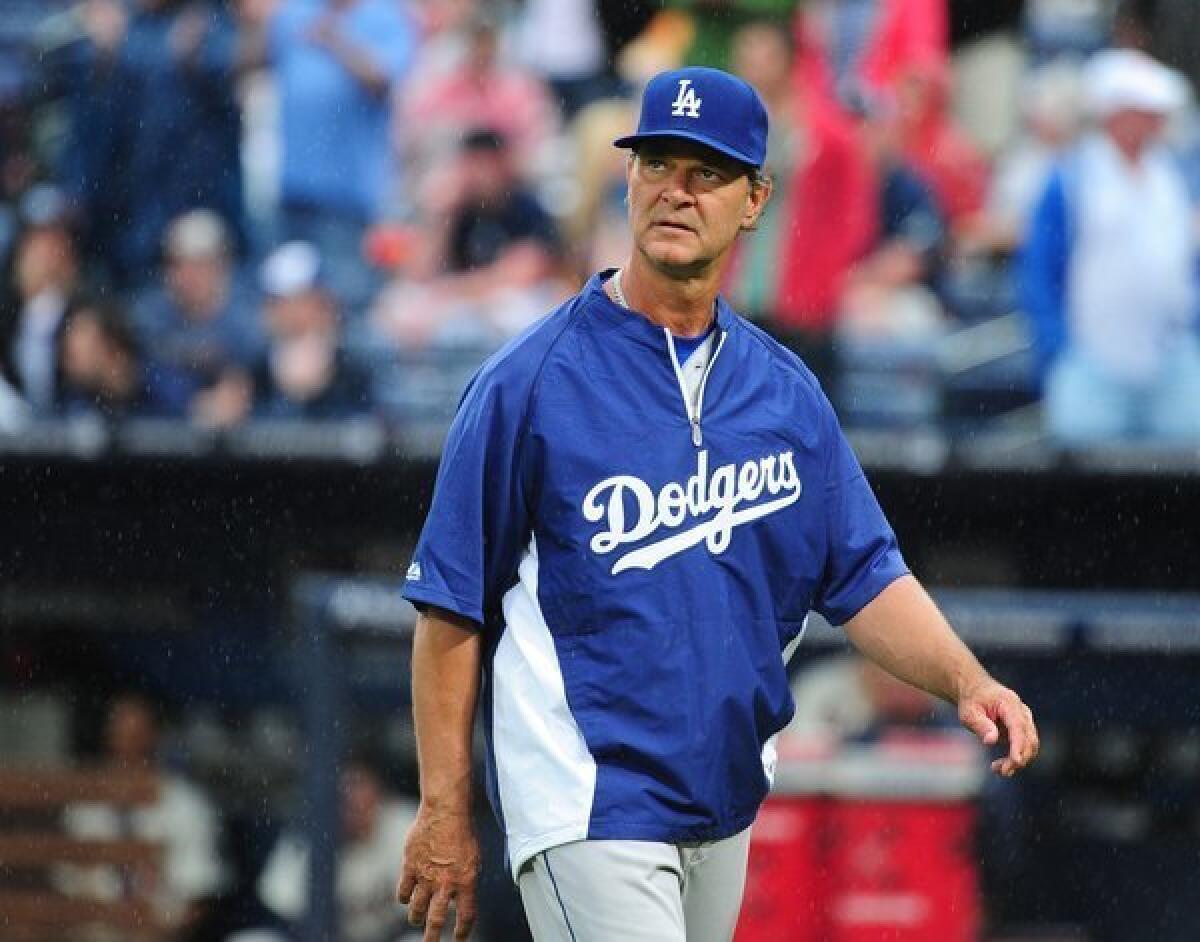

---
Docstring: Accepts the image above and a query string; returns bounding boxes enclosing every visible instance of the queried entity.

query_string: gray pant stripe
[543,851,579,942]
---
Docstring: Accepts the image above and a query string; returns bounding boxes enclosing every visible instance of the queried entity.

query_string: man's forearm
[842,574,990,705]
[411,607,483,811]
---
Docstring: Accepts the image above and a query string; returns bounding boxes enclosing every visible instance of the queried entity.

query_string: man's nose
[660,170,697,204]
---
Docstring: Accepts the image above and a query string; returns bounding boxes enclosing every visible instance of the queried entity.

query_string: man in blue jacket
[398,67,1039,942]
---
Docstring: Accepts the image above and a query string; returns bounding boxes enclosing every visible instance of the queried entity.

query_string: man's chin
[642,242,708,275]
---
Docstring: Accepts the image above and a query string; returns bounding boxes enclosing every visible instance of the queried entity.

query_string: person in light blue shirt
[258,0,416,312]
[398,67,1040,942]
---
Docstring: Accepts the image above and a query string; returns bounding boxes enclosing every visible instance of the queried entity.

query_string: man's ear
[741,175,773,231]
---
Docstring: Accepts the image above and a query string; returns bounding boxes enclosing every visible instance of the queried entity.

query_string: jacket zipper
[665,328,727,447]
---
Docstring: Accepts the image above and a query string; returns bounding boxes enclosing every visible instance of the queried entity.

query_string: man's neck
[618,257,720,338]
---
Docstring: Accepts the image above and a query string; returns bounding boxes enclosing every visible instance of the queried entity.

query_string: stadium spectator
[258,760,420,942]
[1020,49,1200,442]
[946,62,1084,327]
[372,129,565,352]
[840,96,948,339]
[515,0,614,120]
[663,0,797,72]
[57,295,189,420]
[796,0,948,110]
[0,82,40,264]
[564,97,639,275]
[178,814,293,942]
[52,0,244,290]
[725,19,875,379]
[57,693,225,929]
[403,0,479,81]
[975,61,1085,254]
[0,185,79,417]
[401,15,558,201]
[240,0,417,312]
[251,240,373,420]
[893,57,991,235]
[132,209,263,428]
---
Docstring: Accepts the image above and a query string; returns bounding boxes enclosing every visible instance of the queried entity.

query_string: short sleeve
[402,368,533,628]
[812,406,909,626]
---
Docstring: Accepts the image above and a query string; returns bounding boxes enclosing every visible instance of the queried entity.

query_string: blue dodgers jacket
[403,271,908,877]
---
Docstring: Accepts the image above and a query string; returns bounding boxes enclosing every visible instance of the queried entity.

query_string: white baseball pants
[517,828,752,942]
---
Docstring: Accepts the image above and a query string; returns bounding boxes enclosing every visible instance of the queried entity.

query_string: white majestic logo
[582,450,801,575]
[670,79,702,118]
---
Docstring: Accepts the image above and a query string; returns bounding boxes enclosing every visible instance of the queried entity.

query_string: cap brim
[613,130,759,169]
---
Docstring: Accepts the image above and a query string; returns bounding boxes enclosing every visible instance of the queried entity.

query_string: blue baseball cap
[614,67,768,169]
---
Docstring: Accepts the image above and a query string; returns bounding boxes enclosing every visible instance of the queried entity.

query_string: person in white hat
[132,210,263,427]
[1020,48,1200,442]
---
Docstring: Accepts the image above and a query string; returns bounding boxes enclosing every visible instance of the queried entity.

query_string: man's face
[105,697,158,765]
[267,290,334,340]
[460,148,510,204]
[1105,107,1167,156]
[15,227,75,299]
[167,254,227,319]
[732,24,791,96]
[626,140,769,278]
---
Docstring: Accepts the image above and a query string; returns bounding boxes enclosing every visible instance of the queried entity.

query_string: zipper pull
[691,416,703,447]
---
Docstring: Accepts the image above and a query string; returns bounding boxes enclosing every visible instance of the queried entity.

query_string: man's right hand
[397,804,480,942]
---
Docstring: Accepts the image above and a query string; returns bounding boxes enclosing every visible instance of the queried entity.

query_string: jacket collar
[585,269,737,349]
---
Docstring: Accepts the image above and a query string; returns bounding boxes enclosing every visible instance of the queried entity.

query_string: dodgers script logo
[582,450,801,575]
[671,79,702,118]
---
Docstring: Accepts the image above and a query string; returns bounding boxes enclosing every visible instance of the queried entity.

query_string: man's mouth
[653,221,695,233]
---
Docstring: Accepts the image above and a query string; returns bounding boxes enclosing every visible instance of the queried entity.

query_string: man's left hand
[958,679,1040,776]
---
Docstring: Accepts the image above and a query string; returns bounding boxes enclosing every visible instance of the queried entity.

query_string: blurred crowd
[1,0,1199,443]
[44,693,426,941]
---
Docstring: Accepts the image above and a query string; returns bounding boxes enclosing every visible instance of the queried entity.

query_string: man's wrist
[952,667,994,704]
[420,801,474,828]
[418,786,472,816]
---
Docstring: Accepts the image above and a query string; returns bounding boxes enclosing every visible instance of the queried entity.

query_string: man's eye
[698,168,723,182]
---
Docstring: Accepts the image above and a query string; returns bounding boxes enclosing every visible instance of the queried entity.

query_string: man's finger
[988,699,1039,775]
[999,700,1038,767]
[1013,710,1039,766]
[960,703,999,745]
[396,865,416,904]
[424,886,451,942]
[407,881,432,927]
[999,705,1027,763]
[454,884,478,941]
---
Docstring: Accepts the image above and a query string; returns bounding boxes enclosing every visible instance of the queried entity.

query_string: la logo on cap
[671,79,702,118]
